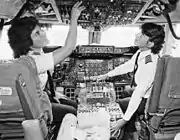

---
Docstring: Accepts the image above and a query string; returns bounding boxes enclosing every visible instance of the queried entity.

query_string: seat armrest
[22,119,44,140]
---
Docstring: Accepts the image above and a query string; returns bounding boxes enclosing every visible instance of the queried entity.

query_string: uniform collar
[139,49,151,57]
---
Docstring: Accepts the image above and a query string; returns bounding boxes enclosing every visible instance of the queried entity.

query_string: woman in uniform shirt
[92,22,165,140]
[7,1,85,138]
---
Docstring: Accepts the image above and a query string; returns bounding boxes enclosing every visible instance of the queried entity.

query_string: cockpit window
[47,25,89,46]
[0,25,89,60]
[0,26,13,60]
[101,26,140,47]
[171,24,180,57]
[1,24,180,60]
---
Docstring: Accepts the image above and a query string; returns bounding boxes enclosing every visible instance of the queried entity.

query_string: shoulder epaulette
[145,55,152,64]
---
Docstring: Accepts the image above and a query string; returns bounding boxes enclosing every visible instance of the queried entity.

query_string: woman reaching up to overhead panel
[8,1,85,139]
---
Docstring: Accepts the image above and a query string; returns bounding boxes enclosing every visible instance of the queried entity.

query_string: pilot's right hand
[71,1,85,21]
[90,74,109,82]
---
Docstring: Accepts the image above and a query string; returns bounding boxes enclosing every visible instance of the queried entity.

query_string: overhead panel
[54,0,147,31]
[15,0,180,30]
[30,0,62,24]
[1,0,180,29]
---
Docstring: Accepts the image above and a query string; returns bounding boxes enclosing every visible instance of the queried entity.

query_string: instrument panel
[77,45,114,54]
[53,45,137,86]
[53,45,137,87]
[52,45,137,101]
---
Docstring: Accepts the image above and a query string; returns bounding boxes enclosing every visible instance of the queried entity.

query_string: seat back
[0,56,51,139]
[146,55,180,134]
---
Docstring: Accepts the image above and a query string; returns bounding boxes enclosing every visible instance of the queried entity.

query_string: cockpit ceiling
[0,0,180,30]
[32,0,150,30]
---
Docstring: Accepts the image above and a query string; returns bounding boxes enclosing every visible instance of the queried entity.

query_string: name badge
[0,87,12,96]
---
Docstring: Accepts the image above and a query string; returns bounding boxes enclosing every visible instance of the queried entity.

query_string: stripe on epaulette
[32,52,41,55]
[145,55,152,64]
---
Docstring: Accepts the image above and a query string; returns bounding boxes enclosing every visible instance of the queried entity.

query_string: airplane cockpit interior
[0,0,180,140]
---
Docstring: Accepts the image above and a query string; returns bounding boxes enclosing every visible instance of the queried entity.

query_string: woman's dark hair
[8,16,39,58]
[141,23,165,54]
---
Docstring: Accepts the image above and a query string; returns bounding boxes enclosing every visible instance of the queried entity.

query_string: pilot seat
[137,55,180,140]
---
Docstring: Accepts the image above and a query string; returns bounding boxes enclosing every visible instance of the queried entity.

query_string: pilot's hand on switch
[89,76,98,81]
[110,119,127,132]
[96,74,109,82]
[71,1,85,20]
